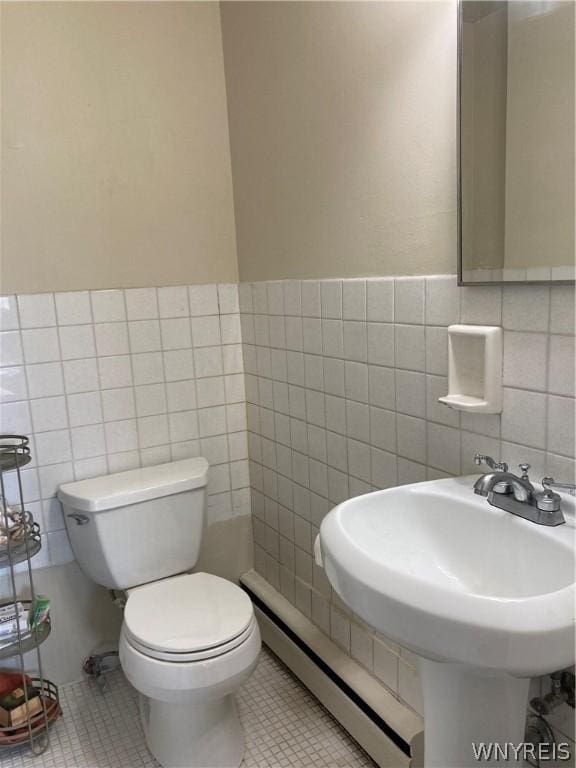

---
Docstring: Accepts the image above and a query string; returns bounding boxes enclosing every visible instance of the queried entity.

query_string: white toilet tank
[58,458,209,590]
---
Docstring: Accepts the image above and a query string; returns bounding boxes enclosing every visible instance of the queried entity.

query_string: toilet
[58,458,261,768]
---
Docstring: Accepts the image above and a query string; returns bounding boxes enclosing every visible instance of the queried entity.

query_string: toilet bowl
[119,573,261,768]
[58,459,261,768]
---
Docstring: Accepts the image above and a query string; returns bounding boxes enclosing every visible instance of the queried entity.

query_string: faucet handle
[519,463,531,481]
[474,453,509,473]
[542,476,576,495]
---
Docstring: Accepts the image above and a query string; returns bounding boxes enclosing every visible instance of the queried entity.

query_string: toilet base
[140,692,245,768]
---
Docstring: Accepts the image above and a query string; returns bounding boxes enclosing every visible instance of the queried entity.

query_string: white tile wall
[2,274,573,725]
[0,285,250,570]
[240,274,575,717]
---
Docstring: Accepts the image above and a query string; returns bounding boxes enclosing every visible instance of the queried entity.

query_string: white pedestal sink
[319,476,575,768]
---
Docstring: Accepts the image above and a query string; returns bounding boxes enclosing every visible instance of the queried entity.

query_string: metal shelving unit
[0,435,60,754]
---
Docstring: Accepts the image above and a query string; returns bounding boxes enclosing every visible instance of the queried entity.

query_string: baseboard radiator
[240,570,424,768]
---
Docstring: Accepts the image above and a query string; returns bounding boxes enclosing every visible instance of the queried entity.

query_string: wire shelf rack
[0,435,60,755]
[0,601,52,662]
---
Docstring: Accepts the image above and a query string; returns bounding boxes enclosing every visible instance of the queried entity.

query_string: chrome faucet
[473,454,567,527]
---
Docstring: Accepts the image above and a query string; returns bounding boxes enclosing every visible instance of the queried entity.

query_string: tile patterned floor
[0,647,375,768]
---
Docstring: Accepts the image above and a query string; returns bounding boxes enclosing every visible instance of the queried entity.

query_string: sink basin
[319,476,575,767]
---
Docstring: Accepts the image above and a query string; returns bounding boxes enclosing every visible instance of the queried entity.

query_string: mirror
[458,0,575,284]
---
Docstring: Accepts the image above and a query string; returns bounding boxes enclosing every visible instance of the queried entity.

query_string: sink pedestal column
[419,659,530,768]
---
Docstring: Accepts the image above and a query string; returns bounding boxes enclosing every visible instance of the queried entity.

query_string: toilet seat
[123,572,255,662]
[125,616,257,662]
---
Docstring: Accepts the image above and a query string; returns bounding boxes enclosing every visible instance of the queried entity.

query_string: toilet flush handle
[67,513,90,526]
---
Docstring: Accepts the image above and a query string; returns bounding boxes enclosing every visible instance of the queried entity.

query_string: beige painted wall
[1,2,238,294]
[221,1,457,282]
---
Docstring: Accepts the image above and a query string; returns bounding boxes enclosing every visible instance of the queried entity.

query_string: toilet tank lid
[57,458,209,513]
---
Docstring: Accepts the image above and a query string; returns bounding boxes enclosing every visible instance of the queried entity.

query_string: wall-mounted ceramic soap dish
[438,325,503,414]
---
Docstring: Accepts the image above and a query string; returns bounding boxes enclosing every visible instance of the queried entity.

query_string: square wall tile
[322,320,344,358]
[395,325,425,371]
[425,326,448,376]
[98,356,133,389]
[396,414,426,463]
[373,638,399,692]
[547,395,575,458]
[301,281,321,318]
[283,281,302,316]
[369,365,395,411]
[22,328,60,364]
[394,278,424,324]
[0,401,32,434]
[503,332,547,392]
[59,325,96,360]
[135,383,167,417]
[35,430,72,466]
[197,377,226,408]
[0,366,28,402]
[330,607,351,652]
[125,287,158,320]
[67,391,103,427]
[501,388,547,449]
[267,282,285,316]
[90,290,126,322]
[26,362,64,399]
[63,358,99,394]
[95,323,130,356]
[425,276,459,326]
[55,292,92,325]
[367,323,394,367]
[323,358,345,397]
[285,317,303,351]
[0,296,19,331]
[101,388,136,422]
[252,283,268,314]
[38,462,74,499]
[345,400,368,442]
[138,414,169,448]
[71,424,106,460]
[164,350,195,382]
[395,370,425,418]
[343,280,366,321]
[427,423,461,475]
[105,419,139,453]
[192,316,221,347]
[345,361,368,403]
[132,352,163,386]
[366,278,394,323]
[158,286,189,318]
[397,459,425,486]
[160,318,192,350]
[550,286,575,334]
[31,396,68,432]
[320,280,342,319]
[371,446,397,487]
[194,347,223,378]
[221,315,242,345]
[18,294,56,328]
[548,335,575,397]
[343,322,367,362]
[502,286,550,332]
[0,331,23,367]
[128,320,161,353]
[189,284,219,316]
[218,283,240,315]
[460,286,502,325]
